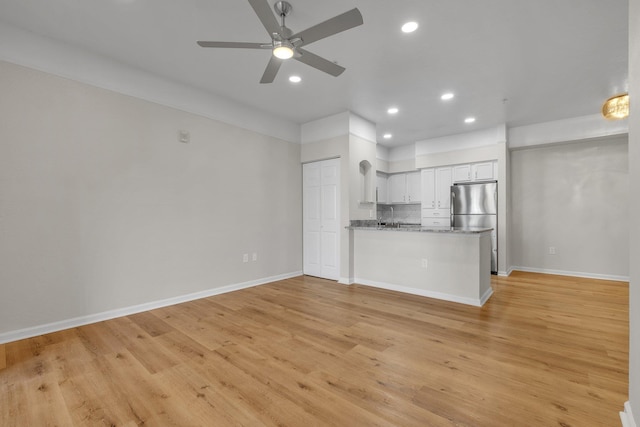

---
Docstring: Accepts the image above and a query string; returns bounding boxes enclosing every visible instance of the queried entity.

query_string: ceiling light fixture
[401,22,419,33]
[273,40,294,59]
[387,107,399,115]
[464,117,476,124]
[289,75,301,83]
[602,93,629,120]
[441,93,454,100]
[383,133,392,139]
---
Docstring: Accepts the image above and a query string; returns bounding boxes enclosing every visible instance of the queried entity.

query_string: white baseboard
[500,267,514,277]
[354,278,492,307]
[510,266,629,282]
[621,401,637,427]
[479,287,494,305]
[338,277,355,285]
[0,271,302,345]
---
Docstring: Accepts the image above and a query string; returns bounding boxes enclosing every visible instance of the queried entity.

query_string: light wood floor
[0,272,628,426]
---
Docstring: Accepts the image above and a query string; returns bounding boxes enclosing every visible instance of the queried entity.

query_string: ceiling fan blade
[248,0,281,37]
[260,55,283,83]
[291,8,363,47]
[197,41,270,49]
[295,48,345,77]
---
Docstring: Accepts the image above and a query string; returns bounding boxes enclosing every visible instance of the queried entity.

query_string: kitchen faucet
[390,206,394,225]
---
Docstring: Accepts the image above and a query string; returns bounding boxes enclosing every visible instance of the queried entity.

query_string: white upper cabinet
[452,161,497,183]
[472,162,495,181]
[453,164,471,182]
[388,173,406,203]
[422,167,452,213]
[376,172,388,203]
[421,168,436,208]
[435,167,452,210]
[388,172,421,203]
[406,172,421,203]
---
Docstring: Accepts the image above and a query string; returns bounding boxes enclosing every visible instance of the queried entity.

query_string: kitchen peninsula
[347,223,493,306]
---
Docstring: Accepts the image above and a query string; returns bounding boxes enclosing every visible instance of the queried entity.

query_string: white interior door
[303,159,340,280]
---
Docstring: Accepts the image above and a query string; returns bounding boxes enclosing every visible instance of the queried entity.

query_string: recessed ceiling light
[441,93,454,100]
[288,75,301,83]
[383,133,392,139]
[464,117,476,124]
[387,107,399,115]
[401,22,419,33]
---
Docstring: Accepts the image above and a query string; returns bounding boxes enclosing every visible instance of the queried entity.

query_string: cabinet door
[406,172,421,202]
[436,167,453,209]
[376,173,388,203]
[453,164,471,182]
[472,162,494,181]
[388,174,407,203]
[421,169,436,209]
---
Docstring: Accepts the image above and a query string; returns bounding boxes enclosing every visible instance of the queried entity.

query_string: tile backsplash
[377,204,421,224]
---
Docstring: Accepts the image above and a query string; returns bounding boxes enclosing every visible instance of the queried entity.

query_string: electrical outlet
[421,258,428,269]
[549,246,556,255]
[252,252,258,262]
[243,253,249,263]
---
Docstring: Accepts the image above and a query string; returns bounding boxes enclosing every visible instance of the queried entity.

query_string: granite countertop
[346,221,492,234]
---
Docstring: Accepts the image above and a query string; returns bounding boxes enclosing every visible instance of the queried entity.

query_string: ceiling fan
[197,0,363,83]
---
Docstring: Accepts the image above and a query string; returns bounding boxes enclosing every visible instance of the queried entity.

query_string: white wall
[350,135,378,220]
[510,136,629,280]
[0,23,300,144]
[353,230,491,306]
[0,61,302,340]
[301,112,350,144]
[627,0,639,422]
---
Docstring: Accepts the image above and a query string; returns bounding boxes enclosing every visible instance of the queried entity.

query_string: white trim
[479,287,494,305]
[511,266,629,282]
[0,271,301,345]
[508,114,628,149]
[621,401,637,427]
[355,278,493,307]
[338,277,355,285]
[498,269,511,277]
[416,125,506,156]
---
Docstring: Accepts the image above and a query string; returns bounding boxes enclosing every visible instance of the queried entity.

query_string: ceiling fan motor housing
[274,1,292,17]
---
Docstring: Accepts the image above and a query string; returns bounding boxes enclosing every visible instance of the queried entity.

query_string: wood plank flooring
[0,271,629,426]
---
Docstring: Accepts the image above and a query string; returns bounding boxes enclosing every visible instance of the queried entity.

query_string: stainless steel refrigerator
[451,181,498,274]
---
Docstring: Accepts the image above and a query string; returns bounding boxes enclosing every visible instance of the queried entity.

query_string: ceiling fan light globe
[273,45,294,59]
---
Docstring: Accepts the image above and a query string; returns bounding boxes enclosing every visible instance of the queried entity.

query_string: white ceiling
[0,0,629,146]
